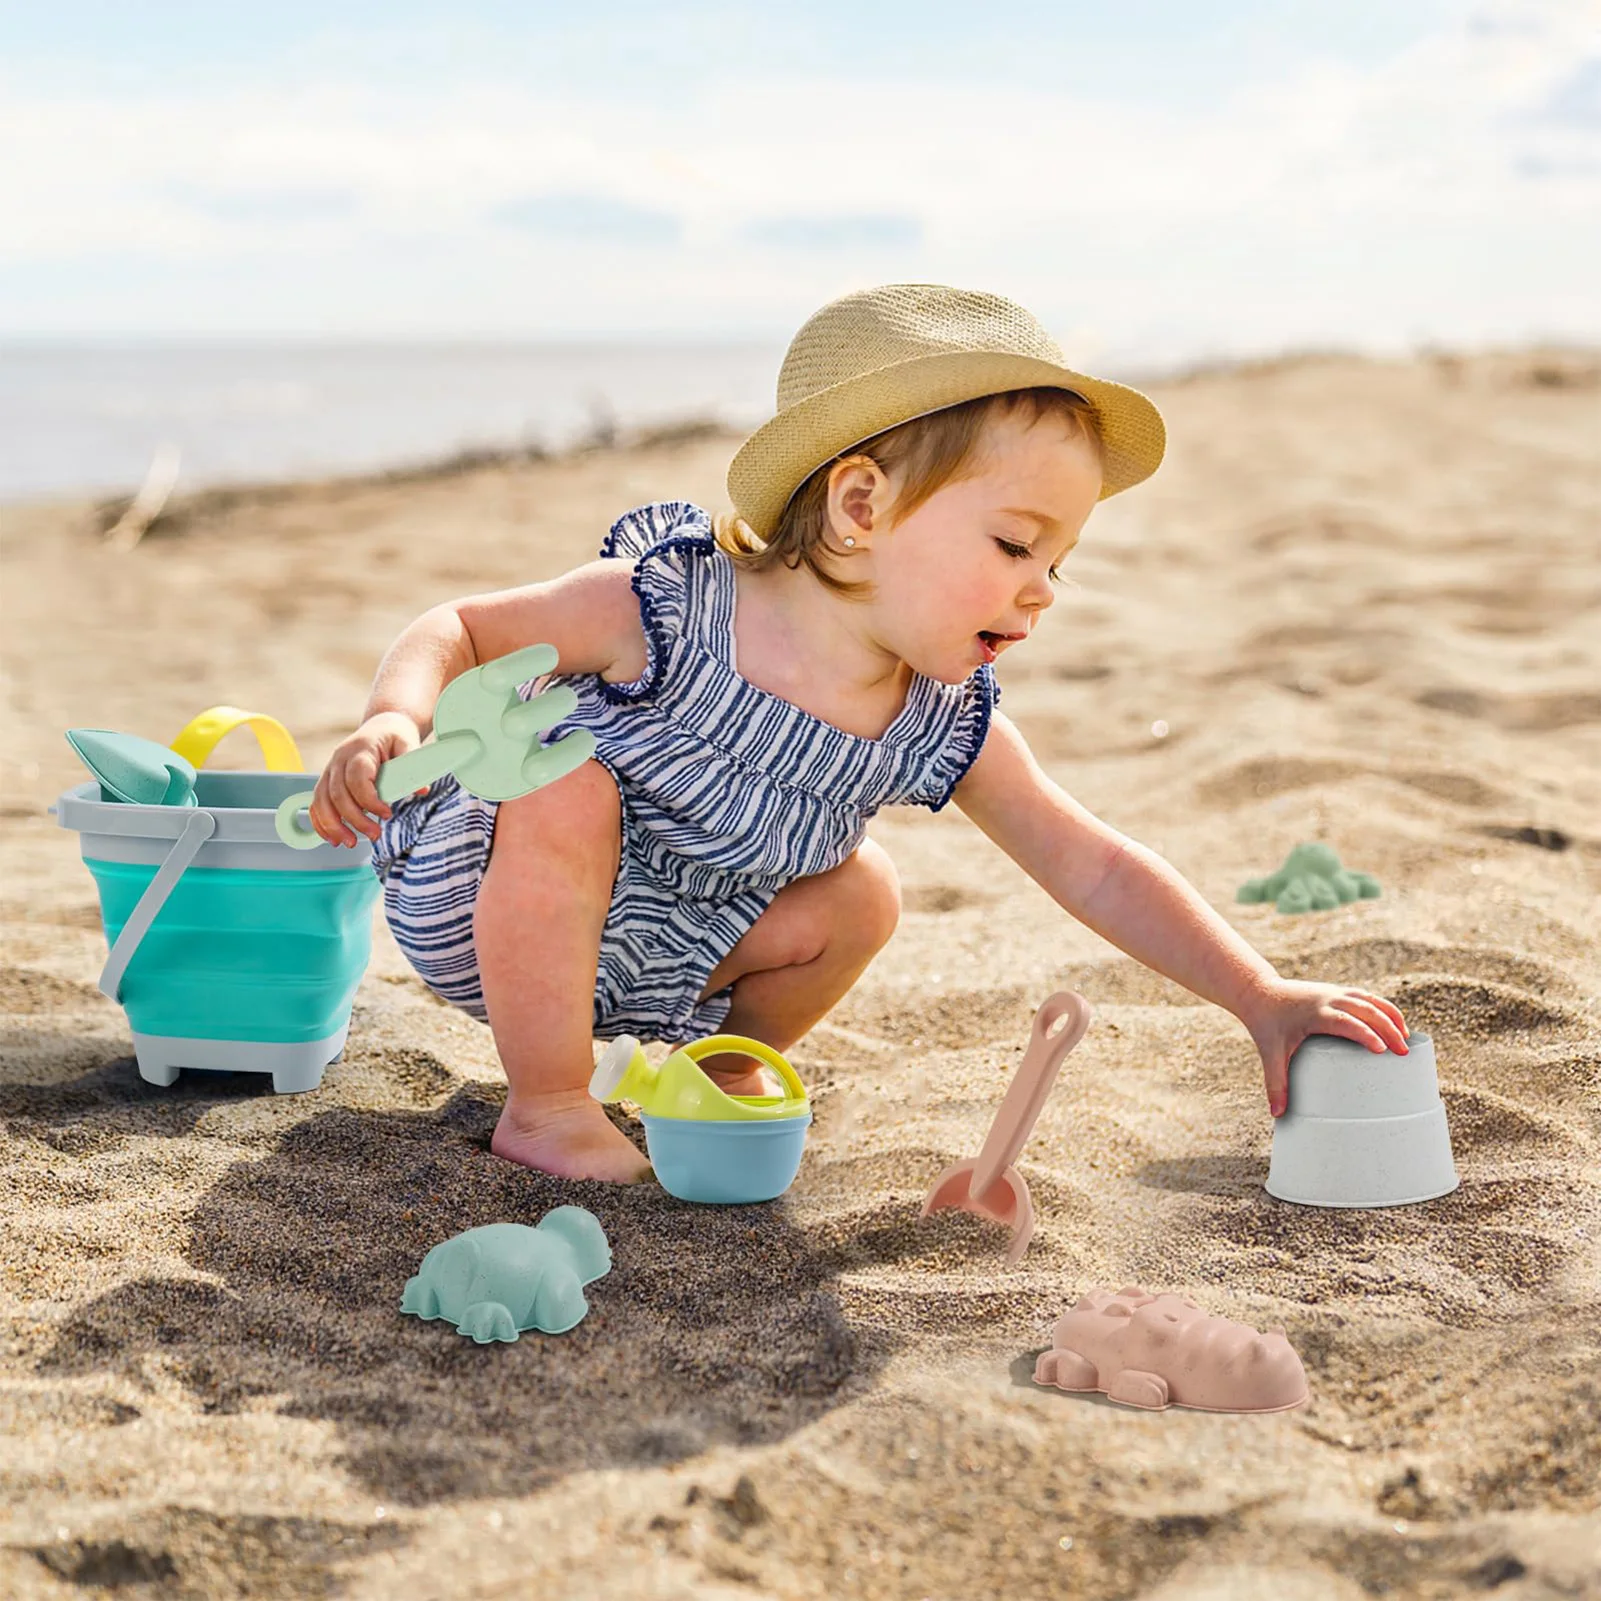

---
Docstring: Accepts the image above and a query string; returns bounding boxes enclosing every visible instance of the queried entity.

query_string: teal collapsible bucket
[53,772,380,1093]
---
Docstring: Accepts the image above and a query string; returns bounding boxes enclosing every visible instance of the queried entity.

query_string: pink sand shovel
[920,991,1093,1265]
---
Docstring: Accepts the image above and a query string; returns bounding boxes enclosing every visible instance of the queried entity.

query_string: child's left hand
[1242,979,1411,1118]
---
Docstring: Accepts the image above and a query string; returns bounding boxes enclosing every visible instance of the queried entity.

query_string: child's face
[854,407,1103,684]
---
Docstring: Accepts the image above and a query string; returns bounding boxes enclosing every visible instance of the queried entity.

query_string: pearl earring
[843,536,856,548]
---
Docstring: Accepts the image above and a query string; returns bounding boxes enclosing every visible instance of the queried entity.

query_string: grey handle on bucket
[98,807,216,1003]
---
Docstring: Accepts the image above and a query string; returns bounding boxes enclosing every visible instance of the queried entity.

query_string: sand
[1,351,1597,1601]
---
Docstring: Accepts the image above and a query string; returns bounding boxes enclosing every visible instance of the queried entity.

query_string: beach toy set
[589,1033,812,1204]
[53,645,592,1094]
[53,640,1459,1399]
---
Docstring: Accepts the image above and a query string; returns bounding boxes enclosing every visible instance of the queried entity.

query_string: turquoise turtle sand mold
[275,643,597,848]
[1237,842,1381,915]
[400,1209,612,1342]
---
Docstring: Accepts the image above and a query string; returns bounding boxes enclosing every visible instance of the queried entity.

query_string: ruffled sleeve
[594,500,716,704]
[898,664,1002,813]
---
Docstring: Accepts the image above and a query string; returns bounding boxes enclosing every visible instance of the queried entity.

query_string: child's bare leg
[693,840,901,1091]
[474,761,650,1182]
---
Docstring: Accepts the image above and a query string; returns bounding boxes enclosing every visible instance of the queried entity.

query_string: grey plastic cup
[1266,1032,1458,1208]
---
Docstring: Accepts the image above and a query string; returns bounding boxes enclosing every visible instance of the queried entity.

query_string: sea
[0,341,788,504]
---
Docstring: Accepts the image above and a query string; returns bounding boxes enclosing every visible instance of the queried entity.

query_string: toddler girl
[310,283,1409,1182]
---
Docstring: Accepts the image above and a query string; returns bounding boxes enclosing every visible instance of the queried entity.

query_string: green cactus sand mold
[400,1209,611,1342]
[275,643,596,848]
[1236,842,1381,915]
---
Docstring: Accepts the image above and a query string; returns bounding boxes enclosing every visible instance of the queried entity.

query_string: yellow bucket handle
[678,1035,809,1105]
[170,707,304,773]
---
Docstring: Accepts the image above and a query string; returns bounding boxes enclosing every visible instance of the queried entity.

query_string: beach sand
[1,351,1597,1600]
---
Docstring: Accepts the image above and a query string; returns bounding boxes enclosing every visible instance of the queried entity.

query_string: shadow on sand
[29,1073,895,1508]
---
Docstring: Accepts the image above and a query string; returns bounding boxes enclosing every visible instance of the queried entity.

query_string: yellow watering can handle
[170,707,304,772]
[680,1035,808,1103]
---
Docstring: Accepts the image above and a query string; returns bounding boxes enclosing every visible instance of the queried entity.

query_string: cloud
[738,214,923,250]
[492,192,680,243]
[167,184,359,222]
[1515,151,1601,177]
[1534,57,1601,128]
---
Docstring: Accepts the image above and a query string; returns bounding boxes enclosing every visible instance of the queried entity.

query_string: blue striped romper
[370,499,999,1045]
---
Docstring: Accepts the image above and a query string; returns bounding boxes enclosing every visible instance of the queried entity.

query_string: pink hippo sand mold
[1033,1287,1309,1413]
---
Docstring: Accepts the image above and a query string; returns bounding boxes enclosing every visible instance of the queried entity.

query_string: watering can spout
[589,1036,655,1106]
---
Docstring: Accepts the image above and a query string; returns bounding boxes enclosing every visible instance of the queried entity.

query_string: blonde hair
[713,387,1103,599]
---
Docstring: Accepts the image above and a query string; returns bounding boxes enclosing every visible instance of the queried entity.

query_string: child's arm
[312,559,645,847]
[954,712,1409,1115]
[365,558,646,736]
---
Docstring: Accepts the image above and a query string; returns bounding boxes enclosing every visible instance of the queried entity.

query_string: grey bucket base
[1265,1185,1460,1209]
[133,1021,348,1095]
[1265,1104,1459,1209]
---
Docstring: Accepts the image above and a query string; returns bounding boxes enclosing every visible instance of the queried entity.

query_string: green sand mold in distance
[1237,841,1381,915]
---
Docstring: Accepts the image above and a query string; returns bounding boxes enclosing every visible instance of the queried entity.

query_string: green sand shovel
[66,729,199,808]
[274,644,597,850]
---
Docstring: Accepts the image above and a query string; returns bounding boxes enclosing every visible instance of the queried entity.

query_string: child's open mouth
[977,630,1023,663]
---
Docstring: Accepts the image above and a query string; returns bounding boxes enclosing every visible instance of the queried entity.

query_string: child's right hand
[309,712,424,847]
[1243,978,1410,1117]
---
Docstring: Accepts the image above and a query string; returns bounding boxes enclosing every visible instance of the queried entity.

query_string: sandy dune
[1,351,1597,1599]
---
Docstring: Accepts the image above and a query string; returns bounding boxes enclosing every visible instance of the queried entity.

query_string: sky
[1,0,1597,362]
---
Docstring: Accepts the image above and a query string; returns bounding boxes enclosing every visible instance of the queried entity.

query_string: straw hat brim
[727,349,1166,540]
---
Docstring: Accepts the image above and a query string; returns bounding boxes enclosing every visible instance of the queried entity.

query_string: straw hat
[727,283,1166,540]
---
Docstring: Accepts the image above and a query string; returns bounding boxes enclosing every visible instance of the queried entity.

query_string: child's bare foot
[492,1089,652,1182]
